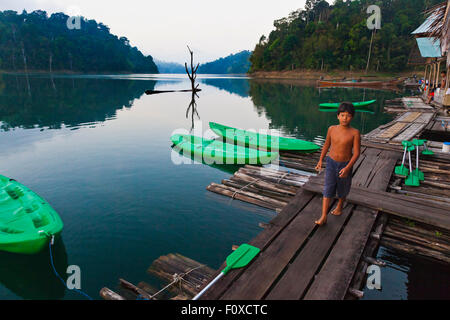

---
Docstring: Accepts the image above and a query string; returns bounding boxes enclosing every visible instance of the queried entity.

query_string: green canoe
[319,99,376,108]
[209,122,320,152]
[171,134,279,165]
[0,174,63,254]
[318,107,375,115]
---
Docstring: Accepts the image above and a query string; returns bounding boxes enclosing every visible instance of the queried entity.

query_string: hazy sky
[0,0,309,63]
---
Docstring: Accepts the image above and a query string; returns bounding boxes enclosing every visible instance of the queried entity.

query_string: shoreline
[0,70,160,75]
[1,69,422,80]
[248,69,422,81]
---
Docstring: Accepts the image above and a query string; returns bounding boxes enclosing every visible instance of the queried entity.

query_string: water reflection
[200,78,250,98]
[0,74,155,131]
[186,90,200,131]
[0,237,68,299]
[363,246,450,300]
[247,80,399,140]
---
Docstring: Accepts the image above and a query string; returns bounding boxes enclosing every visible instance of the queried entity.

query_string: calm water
[0,73,445,300]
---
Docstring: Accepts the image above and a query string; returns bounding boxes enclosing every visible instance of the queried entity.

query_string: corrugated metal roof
[412,10,441,34]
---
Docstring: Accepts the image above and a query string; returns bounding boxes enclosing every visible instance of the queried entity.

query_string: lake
[0,73,447,300]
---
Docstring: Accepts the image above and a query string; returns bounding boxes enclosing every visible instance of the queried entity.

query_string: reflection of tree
[200,78,250,98]
[186,90,200,132]
[0,74,156,131]
[248,80,398,140]
[184,46,202,131]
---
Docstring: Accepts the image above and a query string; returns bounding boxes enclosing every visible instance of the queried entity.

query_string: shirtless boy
[314,102,361,226]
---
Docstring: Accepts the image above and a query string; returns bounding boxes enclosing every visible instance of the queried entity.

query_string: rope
[277,171,290,184]
[231,179,261,199]
[146,264,207,300]
[48,236,93,300]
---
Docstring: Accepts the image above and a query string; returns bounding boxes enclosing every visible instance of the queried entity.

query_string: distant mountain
[0,10,158,73]
[198,50,252,74]
[154,60,185,73]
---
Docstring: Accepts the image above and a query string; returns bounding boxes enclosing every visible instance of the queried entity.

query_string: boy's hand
[315,160,323,172]
[339,167,351,178]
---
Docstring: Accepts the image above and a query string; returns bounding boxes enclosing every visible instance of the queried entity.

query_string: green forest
[250,0,443,73]
[198,50,252,74]
[0,10,158,73]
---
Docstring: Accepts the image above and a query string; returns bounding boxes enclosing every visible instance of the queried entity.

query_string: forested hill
[198,50,251,74]
[250,0,443,73]
[0,10,158,73]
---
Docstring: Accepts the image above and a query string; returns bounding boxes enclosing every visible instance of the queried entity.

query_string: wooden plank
[266,203,355,300]
[303,182,450,230]
[351,148,383,188]
[396,111,421,123]
[304,206,378,300]
[199,189,315,299]
[147,253,215,297]
[414,112,434,124]
[391,122,427,142]
[219,196,325,299]
[302,151,398,300]
[377,122,409,139]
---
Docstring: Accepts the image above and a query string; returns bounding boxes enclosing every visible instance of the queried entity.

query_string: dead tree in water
[145,46,202,95]
[185,45,201,94]
[184,46,201,130]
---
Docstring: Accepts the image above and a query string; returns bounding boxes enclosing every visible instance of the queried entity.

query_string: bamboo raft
[100,253,215,300]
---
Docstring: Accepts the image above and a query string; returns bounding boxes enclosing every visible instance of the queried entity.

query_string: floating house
[412,1,449,107]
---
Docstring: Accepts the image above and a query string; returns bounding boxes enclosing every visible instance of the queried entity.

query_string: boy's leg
[331,197,345,216]
[334,165,352,216]
[317,157,336,226]
[315,197,331,225]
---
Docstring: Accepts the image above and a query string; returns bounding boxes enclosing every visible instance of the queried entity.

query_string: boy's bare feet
[331,207,343,216]
[315,216,327,226]
[331,199,345,216]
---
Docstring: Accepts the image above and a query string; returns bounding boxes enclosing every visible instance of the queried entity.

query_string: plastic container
[443,142,450,153]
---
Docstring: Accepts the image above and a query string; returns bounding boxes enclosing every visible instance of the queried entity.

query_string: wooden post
[436,62,440,89]
[365,30,375,74]
[433,62,437,88]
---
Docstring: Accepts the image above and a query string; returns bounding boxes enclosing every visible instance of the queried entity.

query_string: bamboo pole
[207,184,280,211]
[436,62,440,89]
[365,29,375,74]
[99,287,126,300]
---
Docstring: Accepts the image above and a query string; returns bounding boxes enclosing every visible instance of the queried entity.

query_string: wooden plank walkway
[199,147,399,300]
[363,110,435,144]
[302,181,450,230]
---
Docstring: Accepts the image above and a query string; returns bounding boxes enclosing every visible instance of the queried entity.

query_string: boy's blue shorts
[323,156,352,199]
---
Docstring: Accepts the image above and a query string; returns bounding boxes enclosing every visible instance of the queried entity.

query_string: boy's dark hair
[441,70,447,75]
[337,102,355,117]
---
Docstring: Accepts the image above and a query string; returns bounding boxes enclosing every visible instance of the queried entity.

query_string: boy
[314,102,361,226]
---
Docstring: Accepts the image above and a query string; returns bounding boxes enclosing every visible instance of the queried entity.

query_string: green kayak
[171,134,279,165]
[0,174,63,254]
[318,107,375,114]
[319,99,376,108]
[209,122,320,152]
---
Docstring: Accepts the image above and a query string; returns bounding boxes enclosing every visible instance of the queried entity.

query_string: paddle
[192,243,260,300]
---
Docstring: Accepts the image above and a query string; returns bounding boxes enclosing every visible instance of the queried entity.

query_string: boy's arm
[315,126,332,171]
[339,130,361,177]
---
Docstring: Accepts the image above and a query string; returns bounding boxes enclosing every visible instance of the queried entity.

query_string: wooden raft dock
[200,147,400,299]
[199,96,450,300]
[100,96,449,300]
